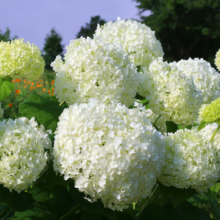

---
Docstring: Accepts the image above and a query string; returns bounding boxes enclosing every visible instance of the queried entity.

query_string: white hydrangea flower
[51,37,139,107]
[0,103,3,118]
[94,18,164,97]
[0,39,45,80]
[215,49,220,71]
[53,99,165,210]
[94,18,164,68]
[145,58,203,125]
[159,124,220,192]
[145,109,167,134]
[170,58,220,104]
[0,117,51,193]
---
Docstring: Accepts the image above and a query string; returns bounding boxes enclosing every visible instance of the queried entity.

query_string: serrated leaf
[19,92,64,132]
[0,76,14,101]
[166,121,178,133]
[0,185,34,211]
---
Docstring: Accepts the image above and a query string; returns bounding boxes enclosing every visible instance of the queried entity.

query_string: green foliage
[0,76,14,101]
[43,28,63,70]
[19,92,65,132]
[135,0,220,65]
[166,121,178,133]
[0,185,34,212]
[76,15,106,39]
[0,28,16,42]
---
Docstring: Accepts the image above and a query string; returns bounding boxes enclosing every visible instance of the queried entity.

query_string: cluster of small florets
[170,58,220,104]
[94,18,164,68]
[0,117,51,192]
[0,103,3,118]
[53,99,165,210]
[199,98,220,123]
[94,18,164,97]
[144,58,203,125]
[159,124,220,192]
[0,39,45,80]
[215,49,220,71]
[51,37,139,107]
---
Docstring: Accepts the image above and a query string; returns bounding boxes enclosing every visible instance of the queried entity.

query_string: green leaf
[166,121,178,133]
[19,92,64,132]
[13,207,57,220]
[49,185,75,216]
[197,121,207,132]
[0,76,14,101]
[158,183,197,205]
[0,185,34,212]
[40,161,68,189]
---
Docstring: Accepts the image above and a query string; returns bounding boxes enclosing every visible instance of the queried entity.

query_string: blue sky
[0,0,150,51]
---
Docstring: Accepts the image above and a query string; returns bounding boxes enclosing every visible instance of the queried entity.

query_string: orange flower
[43,88,46,92]
[15,79,21,82]
[24,79,27,83]
[30,86,34,90]
[51,80,55,85]
[15,89,20,94]
[52,87,55,92]
[8,103,12,107]
[36,82,39,85]
[39,79,44,82]
[28,81,31,84]
[12,79,15,83]
[47,90,50,93]
[31,82,34,86]
[37,84,43,88]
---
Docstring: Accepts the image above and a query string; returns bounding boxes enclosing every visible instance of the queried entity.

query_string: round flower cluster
[158,124,220,192]
[0,103,3,118]
[199,98,220,123]
[94,18,164,68]
[0,39,45,80]
[144,58,203,125]
[51,37,139,107]
[0,117,51,193]
[215,49,220,71]
[170,58,220,104]
[53,99,165,210]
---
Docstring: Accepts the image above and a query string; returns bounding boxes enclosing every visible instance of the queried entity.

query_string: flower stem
[210,124,220,142]
[59,204,80,220]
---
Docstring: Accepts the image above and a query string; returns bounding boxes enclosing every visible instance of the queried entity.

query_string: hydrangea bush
[1,19,220,219]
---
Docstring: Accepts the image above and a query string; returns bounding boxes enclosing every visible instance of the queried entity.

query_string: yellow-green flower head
[199,98,220,123]
[0,39,45,80]
[215,49,220,71]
